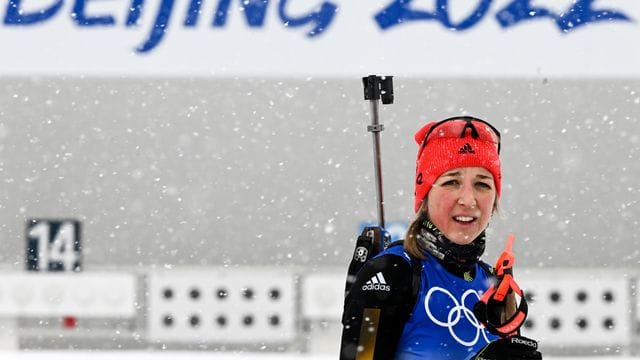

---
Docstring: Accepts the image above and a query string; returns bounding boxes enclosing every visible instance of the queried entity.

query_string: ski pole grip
[363,75,381,101]
[361,75,394,229]
[496,234,516,277]
[363,75,394,104]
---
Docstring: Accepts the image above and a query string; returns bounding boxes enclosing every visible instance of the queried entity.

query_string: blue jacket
[382,245,498,359]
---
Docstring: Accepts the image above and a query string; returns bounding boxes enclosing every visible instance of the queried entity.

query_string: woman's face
[426,167,497,245]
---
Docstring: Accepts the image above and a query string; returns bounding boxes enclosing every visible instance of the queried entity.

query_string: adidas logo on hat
[362,272,391,291]
[458,143,475,154]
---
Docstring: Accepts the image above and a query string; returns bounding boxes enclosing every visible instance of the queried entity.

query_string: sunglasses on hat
[419,116,502,156]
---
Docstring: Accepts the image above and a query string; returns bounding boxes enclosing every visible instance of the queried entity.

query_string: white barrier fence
[0,272,136,318]
[0,268,637,354]
[146,269,296,344]
[519,269,631,348]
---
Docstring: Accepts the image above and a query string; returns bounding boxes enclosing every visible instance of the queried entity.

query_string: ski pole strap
[495,234,515,278]
[474,234,528,337]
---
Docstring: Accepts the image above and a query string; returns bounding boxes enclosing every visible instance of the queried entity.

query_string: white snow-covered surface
[0,352,633,360]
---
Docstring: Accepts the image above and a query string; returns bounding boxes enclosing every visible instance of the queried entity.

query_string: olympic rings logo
[424,286,491,346]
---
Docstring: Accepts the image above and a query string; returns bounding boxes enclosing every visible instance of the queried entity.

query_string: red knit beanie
[414,116,501,212]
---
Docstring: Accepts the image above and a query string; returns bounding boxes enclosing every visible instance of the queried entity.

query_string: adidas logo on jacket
[362,272,391,291]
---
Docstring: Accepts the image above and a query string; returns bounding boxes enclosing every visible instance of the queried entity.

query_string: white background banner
[1,0,639,77]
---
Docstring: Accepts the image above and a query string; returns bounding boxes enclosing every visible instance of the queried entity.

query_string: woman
[340,116,541,360]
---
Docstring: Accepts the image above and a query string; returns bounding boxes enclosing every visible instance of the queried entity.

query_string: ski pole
[362,75,394,228]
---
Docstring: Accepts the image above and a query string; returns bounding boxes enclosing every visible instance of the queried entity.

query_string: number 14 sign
[26,219,82,272]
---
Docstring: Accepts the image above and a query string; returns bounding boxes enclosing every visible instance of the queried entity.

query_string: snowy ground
[0,352,633,360]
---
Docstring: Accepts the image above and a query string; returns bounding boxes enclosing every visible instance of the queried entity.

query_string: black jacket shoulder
[345,252,414,303]
[340,253,416,360]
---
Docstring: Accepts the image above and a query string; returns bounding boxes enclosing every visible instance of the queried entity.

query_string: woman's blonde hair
[404,202,429,260]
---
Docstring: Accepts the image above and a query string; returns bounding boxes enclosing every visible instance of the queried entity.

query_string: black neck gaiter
[417,219,486,275]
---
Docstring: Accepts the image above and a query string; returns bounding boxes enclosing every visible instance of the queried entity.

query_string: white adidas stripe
[366,272,387,285]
